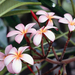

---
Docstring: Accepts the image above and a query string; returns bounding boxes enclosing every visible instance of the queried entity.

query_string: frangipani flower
[59,13,75,31]
[31,25,56,46]
[4,46,34,74]
[7,23,36,44]
[0,45,13,72]
[36,10,61,26]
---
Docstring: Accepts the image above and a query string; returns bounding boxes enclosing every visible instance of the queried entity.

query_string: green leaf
[40,0,67,17]
[0,0,41,17]
[0,0,5,4]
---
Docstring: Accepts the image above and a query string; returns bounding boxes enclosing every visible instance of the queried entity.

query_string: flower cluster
[0,10,75,74]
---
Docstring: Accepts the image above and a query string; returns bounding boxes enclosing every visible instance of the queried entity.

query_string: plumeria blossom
[31,25,57,46]
[4,46,34,74]
[59,13,75,31]
[7,23,36,44]
[36,10,61,26]
[0,45,13,72]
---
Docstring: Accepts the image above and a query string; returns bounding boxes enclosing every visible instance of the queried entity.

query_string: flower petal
[4,55,15,66]
[5,44,13,55]
[0,52,5,60]
[9,47,17,55]
[12,59,22,74]
[15,23,25,32]
[21,54,34,65]
[33,33,42,46]
[64,13,72,21]
[68,24,75,31]
[53,15,61,19]
[18,46,29,54]
[0,61,5,71]
[7,30,21,37]
[47,20,53,26]
[7,63,15,74]
[36,10,48,16]
[44,30,55,41]
[59,18,68,24]
[48,12,55,16]
[25,23,36,30]
[15,34,24,44]
[38,15,48,23]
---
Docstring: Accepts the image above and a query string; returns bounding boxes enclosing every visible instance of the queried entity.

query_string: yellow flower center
[70,21,75,26]
[39,28,47,34]
[21,29,28,35]
[47,15,53,22]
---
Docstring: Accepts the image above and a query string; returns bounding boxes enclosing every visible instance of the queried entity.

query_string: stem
[60,31,72,61]
[45,58,60,64]
[41,39,45,57]
[52,47,59,61]
[36,66,40,75]
[42,65,60,75]
[61,56,75,64]
[63,64,67,75]
[70,0,75,17]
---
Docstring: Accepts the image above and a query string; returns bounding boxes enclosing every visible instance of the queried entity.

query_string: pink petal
[9,47,17,55]
[7,63,15,74]
[7,30,21,37]
[38,15,48,23]
[45,25,58,30]
[68,24,75,31]
[0,52,5,60]
[25,23,36,30]
[47,20,53,26]
[40,6,49,10]
[53,15,61,19]
[18,46,29,54]
[15,34,24,44]
[21,54,34,65]
[15,23,25,32]
[36,10,48,16]
[5,44,13,55]
[4,55,15,66]
[0,61,5,71]
[59,18,68,24]
[12,59,22,74]
[64,13,72,21]
[44,30,55,41]
[33,33,42,46]
[27,28,37,34]
[48,12,55,16]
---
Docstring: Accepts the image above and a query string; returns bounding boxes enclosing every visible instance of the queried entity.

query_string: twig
[60,31,72,61]
[36,66,40,75]
[63,64,67,75]
[52,47,59,61]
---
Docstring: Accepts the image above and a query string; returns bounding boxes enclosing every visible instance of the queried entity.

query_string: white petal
[5,44,13,55]
[15,23,25,32]
[38,15,48,23]
[4,55,15,66]
[64,13,73,21]
[44,30,55,41]
[53,15,61,19]
[33,33,42,46]
[0,52,5,60]
[21,54,34,65]
[18,46,29,54]
[36,10,48,16]
[15,34,24,44]
[48,12,55,16]
[47,20,53,26]
[7,63,15,74]
[68,24,75,31]
[9,47,17,55]
[25,23,36,30]
[12,59,22,74]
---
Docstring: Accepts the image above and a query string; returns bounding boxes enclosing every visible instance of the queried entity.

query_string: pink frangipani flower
[7,23,36,44]
[59,13,75,31]
[4,46,34,74]
[36,10,61,26]
[31,25,56,46]
[0,45,13,72]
